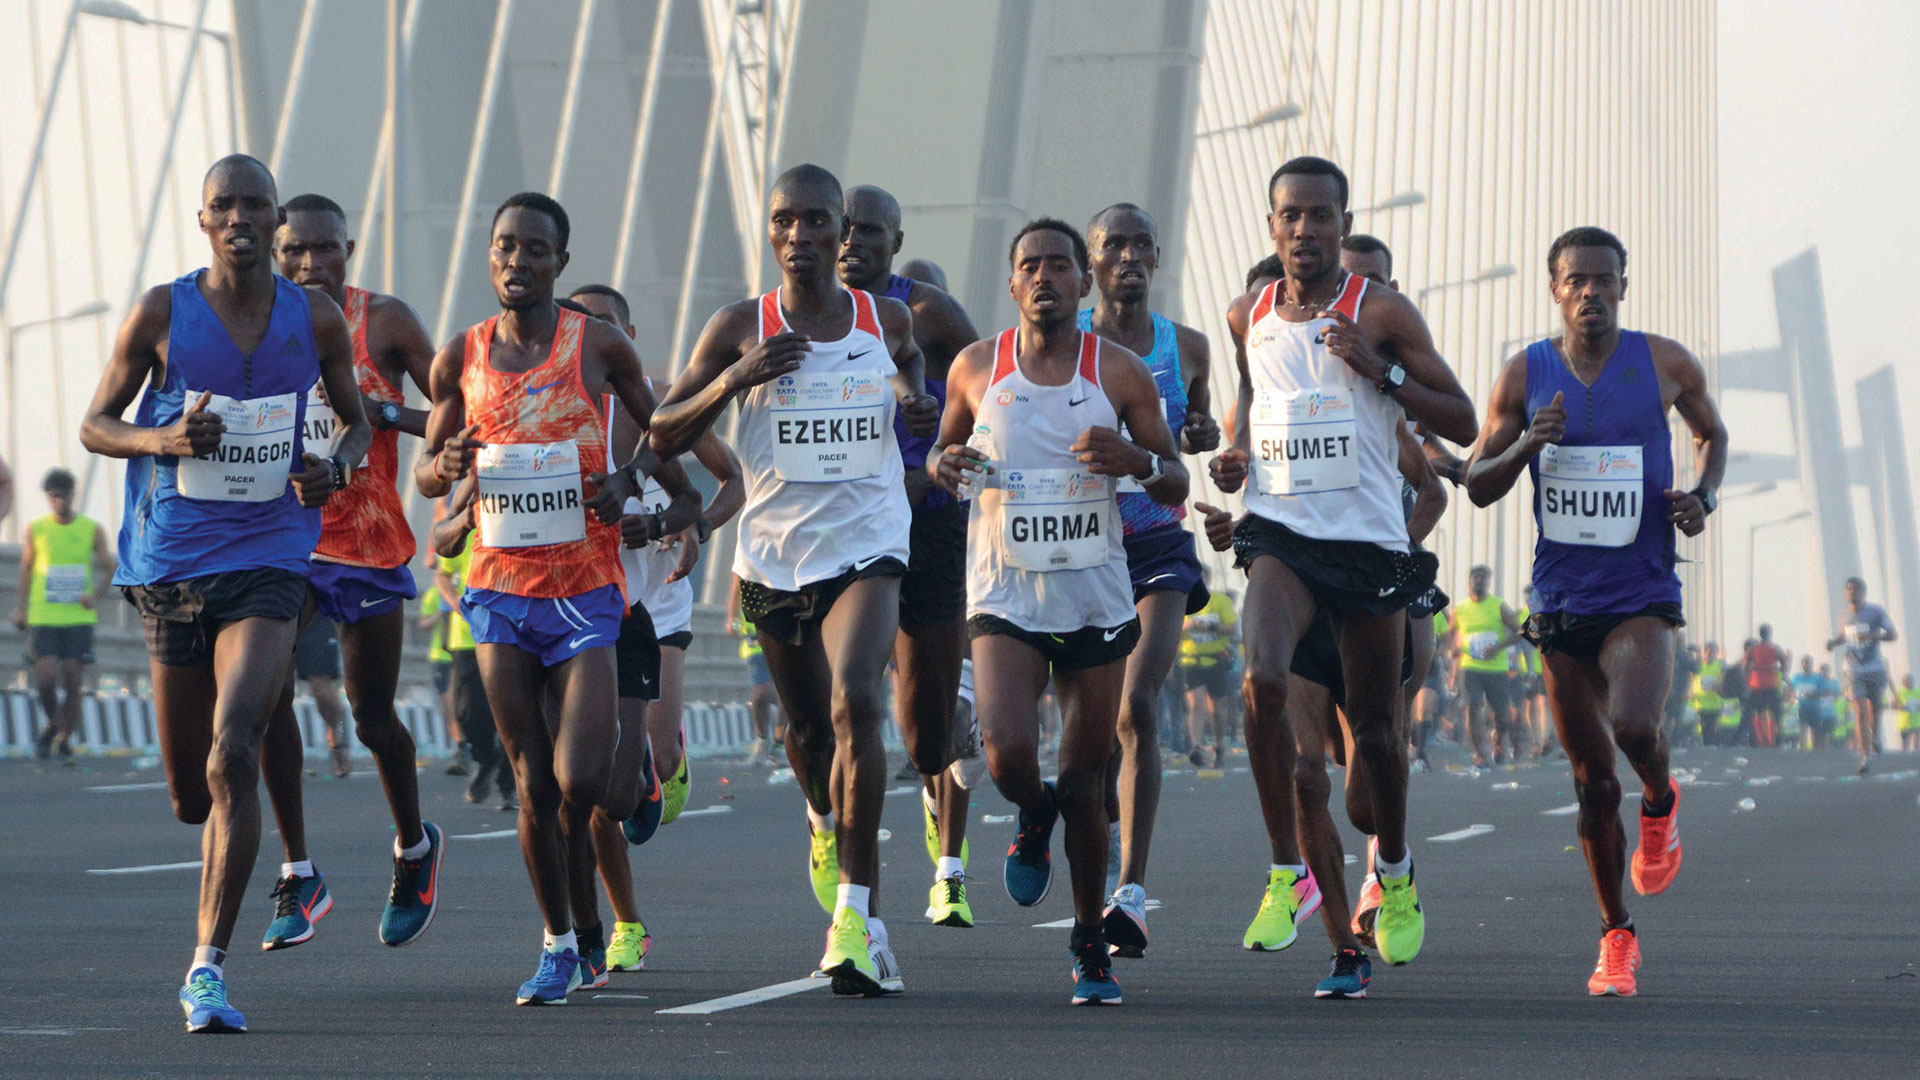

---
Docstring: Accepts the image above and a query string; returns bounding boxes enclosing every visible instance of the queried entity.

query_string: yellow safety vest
[439,537,476,652]
[1455,595,1510,673]
[27,514,99,627]
[1690,661,1724,712]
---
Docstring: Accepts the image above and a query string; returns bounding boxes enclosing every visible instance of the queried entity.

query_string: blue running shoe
[1314,946,1372,999]
[622,740,664,846]
[579,924,610,989]
[516,948,583,1005]
[1070,955,1123,1006]
[261,870,332,951]
[179,968,246,1033]
[1004,781,1057,907]
[380,822,444,947]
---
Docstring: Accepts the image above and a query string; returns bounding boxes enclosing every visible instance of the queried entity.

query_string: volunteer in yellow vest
[1516,585,1552,756]
[1689,641,1726,745]
[1453,565,1523,766]
[1180,583,1241,768]
[435,525,512,809]
[1897,674,1920,752]
[12,468,115,761]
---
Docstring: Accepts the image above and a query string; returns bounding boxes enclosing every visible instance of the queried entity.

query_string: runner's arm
[1400,422,1447,545]
[1462,351,1540,507]
[913,286,980,377]
[1093,345,1190,508]
[412,335,471,499]
[1322,292,1476,443]
[92,523,116,599]
[310,291,371,474]
[880,295,937,438]
[691,431,746,534]
[80,286,196,459]
[1652,335,1726,537]
[1206,293,1256,495]
[598,324,663,513]
[430,474,477,559]
[927,340,990,496]
[11,537,31,627]
[370,295,435,437]
[1175,323,1220,454]
[651,302,805,459]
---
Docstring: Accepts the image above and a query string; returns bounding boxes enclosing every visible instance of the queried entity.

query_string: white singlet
[607,384,695,639]
[733,289,910,592]
[1242,274,1409,549]
[965,329,1133,634]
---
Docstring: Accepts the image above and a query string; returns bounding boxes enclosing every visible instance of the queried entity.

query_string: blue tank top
[115,270,322,586]
[1523,330,1679,614]
[886,273,954,513]
[1076,308,1187,537]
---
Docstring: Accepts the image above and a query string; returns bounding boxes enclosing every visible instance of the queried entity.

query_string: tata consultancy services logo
[841,376,856,401]
[1596,450,1615,474]
[774,374,798,407]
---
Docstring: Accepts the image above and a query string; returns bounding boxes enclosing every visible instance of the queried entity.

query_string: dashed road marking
[658,976,829,1014]
[1427,824,1495,842]
[1542,803,1580,816]
[87,860,202,875]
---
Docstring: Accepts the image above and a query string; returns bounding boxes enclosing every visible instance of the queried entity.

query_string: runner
[931,216,1188,1004]
[836,184,983,928]
[1741,624,1788,749]
[726,578,778,762]
[1207,156,1476,980]
[1895,674,1919,751]
[12,468,114,762]
[1463,225,1727,996]
[254,190,448,952]
[648,164,938,996]
[414,191,694,1005]
[79,154,366,1032]
[570,282,737,974]
[1689,642,1725,745]
[1825,577,1898,772]
[1453,565,1523,765]
[1788,655,1824,751]
[436,521,515,808]
[1076,202,1219,957]
[1180,584,1241,767]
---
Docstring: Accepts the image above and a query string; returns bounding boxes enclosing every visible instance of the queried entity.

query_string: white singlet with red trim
[733,288,909,592]
[608,380,693,638]
[964,330,1132,634]
[1242,273,1409,549]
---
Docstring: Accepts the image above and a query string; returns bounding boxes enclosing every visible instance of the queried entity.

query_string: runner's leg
[817,576,903,910]
[1054,657,1127,928]
[1114,591,1182,886]
[339,610,425,847]
[1542,652,1630,927]
[1331,610,1409,865]
[199,617,300,951]
[1290,674,1357,949]
[1241,557,1315,865]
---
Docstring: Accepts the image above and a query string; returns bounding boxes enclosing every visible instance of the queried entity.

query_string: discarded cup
[768,767,795,786]
[1735,797,1756,811]
[981,814,1015,824]
[876,829,892,843]
[1491,782,1520,791]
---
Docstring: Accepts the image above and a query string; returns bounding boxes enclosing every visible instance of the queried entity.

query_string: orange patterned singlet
[459,305,623,600]
[314,286,418,568]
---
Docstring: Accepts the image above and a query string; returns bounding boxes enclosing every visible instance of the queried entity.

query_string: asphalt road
[3,742,1916,1079]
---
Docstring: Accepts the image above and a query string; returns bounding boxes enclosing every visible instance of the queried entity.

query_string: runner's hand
[78,595,95,611]
[162,390,225,457]
[1522,391,1566,456]
[1209,447,1250,494]
[1182,408,1221,453]
[724,331,810,392]
[932,443,989,495]
[1195,501,1235,552]
[1664,489,1708,537]
[618,510,661,548]
[664,525,702,583]
[435,423,484,483]
[585,470,636,525]
[899,392,940,438]
[1319,308,1387,384]
[291,452,335,507]
[1072,426,1152,479]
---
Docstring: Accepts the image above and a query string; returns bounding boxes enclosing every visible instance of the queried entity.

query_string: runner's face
[1008,229,1090,329]
[1268,174,1349,285]
[1845,580,1864,606]
[274,211,352,299]
[199,165,281,272]
[569,292,631,337]
[768,185,842,284]
[489,207,567,312]
[1089,210,1157,303]
[836,193,898,290]
[1339,249,1392,290]
[45,489,73,518]
[1550,246,1625,340]
[1469,570,1489,597]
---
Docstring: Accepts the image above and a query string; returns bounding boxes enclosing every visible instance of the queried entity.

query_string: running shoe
[1374,864,1424,966]
[379,822,444,947]
[498,789,519,812]
[579,926,610,989]
[808,819,839,914]
[1102,882,1149,958]
[33,728,54,759]
[1587,927,1641,997]
[623,741,664,846]
[179,967,246,1033]
[445,746,473,776]
[261,870,333,951]
[1070,936,1123,1005]
[1242,866,1321,951]
[465,758,496,804]
[1630,781,1683,897]
[868,929,906,994]
[818,908,888,996]
[926,875,973,928]
[56,737,75,765]
[516,947,583,1005]
[921,795,969,870]
[1352,837,1381,950]
[1314,946,1372,999]
[1004,781,1058,907]
[1104,820,1122,898]
[606,920,651,972]
[660,736,691,825]
[329,745,351,779]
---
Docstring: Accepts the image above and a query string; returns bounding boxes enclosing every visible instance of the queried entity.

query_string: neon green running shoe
[659,749,690,826]
[921,795,969,870]
[925,875,974,928]
[1374,866,1425,966]
[606,919,650,972]
[817,908,888,996]
[808,821,839,914]
[1242,866,1322,952]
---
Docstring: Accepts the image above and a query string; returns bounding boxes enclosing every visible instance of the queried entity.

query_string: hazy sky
[1715,0,1920,654]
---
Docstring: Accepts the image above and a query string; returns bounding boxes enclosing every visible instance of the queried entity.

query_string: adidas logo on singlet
[282,332,303,355]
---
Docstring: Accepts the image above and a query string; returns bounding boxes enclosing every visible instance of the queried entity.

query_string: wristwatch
[1690,486,1718,516]
[376,401,402,430]
[1139,453,1165,486]
[1376,363,1406,394]
[647,511,665,542]
[695,517,713,545]
[327,455,353,490]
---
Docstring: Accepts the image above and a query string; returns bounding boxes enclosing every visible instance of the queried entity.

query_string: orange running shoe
[1351,837,1382,948]
[1630,781,1682,896]
[1587,928,1641,997]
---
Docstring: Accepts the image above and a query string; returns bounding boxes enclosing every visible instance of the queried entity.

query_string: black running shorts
[122,567,309,668]
[1232,515,1437,616]
[1520,603,1685,663]
[967,613,1141,671]
[739,557,907,648]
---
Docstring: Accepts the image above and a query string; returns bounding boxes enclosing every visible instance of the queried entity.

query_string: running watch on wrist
[376,402,402,430]
[695,517,713,544]
[1690,486,1718,516]
[327,455,352,491]
[1376,363,1406,394]
[1140,453,1165,486]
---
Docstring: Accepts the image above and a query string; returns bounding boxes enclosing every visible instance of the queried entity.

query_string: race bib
[767,371,889,482]
[999,467,1110,572]
[1467,631,1500,660]
[1250,388,1358,495]
[43,564,87,605]
[300,384,370,466]
[475,441,587,549]
[1539,444,1642,548]
[1114,395,1166,494]
[175,391,300,502]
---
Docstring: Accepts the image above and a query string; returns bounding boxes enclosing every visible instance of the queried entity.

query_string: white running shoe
[1102,882,1149,958]
[867,919,905,994]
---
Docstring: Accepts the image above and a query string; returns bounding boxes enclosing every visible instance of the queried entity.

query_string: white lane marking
[674,805,732,818]
[658,977,830,1014]
[453,829,518,840]
[1427,824,1495,842]
[1542,803,1580,816]
[85,781,170,792]
[591,994,650,1000]
[86,860,202,875]
[1344,853,1359,865]
[885,786,919,796]
[1033,900,1162,929]
[1,1027,125,1036]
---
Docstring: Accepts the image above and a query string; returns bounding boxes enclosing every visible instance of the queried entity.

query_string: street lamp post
[1194,102,1303,139]
[1747,509,1813,643]
[1354,190,1426,215]
[5,300,112,533]
[1415,264,1518,303]
[79,0,240,152]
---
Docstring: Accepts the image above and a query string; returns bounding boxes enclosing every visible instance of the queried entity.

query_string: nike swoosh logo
[851,554,886,571]
[1143,572,1177,584]
[1068,397,1089,407]
[1103,627,1124,641]
[359,597,388,608]
[418,879,436,906]
[848,349,874,362]
[567,634,601,649]
[527,380,565,395]
[1378,587,1396,597]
